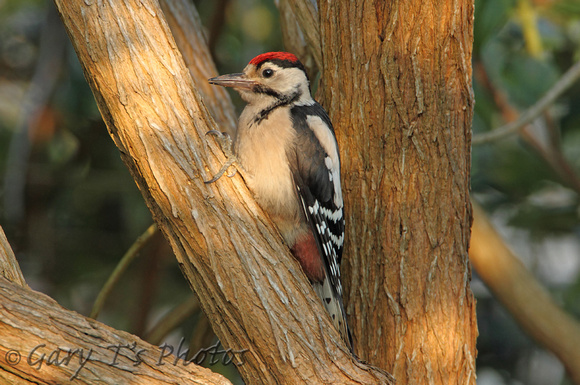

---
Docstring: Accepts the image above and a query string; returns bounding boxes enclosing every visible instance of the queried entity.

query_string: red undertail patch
[291,232,325,282]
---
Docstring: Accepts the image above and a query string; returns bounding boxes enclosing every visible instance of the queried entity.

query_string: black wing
[288,103,352,351]
[287,103,345,295]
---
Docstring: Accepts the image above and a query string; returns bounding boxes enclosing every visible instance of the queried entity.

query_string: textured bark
[52,0,393,384]
[158,0,236,136]
[278,1,312,77]
[0,226,231,384]
[0,226,26,288]
[279,0,321,71]
[0,278,232,385]
[317,1,478,384]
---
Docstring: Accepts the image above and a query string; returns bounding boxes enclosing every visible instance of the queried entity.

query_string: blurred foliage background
[0,0,579,383]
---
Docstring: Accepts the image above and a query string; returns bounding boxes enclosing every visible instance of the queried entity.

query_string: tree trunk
[51,0,393,383]
[317,1,478,383]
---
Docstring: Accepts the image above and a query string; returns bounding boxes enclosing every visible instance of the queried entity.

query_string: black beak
[208,73,256,90]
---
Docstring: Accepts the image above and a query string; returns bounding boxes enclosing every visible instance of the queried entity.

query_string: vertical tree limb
[318,1,477,383]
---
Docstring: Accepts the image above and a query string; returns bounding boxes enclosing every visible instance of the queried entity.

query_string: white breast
[234,105,301,229]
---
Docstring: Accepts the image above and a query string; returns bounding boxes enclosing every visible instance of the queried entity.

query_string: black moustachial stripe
[252,88,302,125]
[252,83,283,99]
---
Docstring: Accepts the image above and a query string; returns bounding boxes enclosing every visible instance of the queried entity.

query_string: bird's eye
[262,68,274,78]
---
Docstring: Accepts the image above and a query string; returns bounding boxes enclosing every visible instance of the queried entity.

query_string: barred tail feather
[313,277,353,352]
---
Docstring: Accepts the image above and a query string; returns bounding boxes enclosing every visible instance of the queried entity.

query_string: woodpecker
[207,52,352,351]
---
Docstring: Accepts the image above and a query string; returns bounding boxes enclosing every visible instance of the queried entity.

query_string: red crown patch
[249,52,300,66]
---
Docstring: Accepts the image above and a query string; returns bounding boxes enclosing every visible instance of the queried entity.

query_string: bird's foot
[204,130,238,184]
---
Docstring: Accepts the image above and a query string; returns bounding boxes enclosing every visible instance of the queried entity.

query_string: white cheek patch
[260,65,311,103]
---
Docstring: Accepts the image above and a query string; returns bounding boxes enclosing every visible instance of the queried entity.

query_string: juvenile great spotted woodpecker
[207,52,352,351]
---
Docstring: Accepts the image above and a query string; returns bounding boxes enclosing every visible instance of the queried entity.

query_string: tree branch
[52,0,391,383]
[279,0,321,71]
[0,277,233,385]
[158,0,236,136]
[472,59,580,145]
[470,201,580,384]
[0,225,231,384]
[90,223,158,319]
[0,226,26,288]
[278,1,313,77]
[3,5,67,224]
[474,61,580,194]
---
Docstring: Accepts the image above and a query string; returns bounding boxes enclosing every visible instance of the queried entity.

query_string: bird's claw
[204,156,237,184]
[206,130,233,156]
[205,130,237,184]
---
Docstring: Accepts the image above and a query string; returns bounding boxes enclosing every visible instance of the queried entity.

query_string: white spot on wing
[320,205,342,222]
[309,201,320,215]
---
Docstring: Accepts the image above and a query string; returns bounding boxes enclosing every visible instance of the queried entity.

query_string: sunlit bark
[316,1,478,383]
